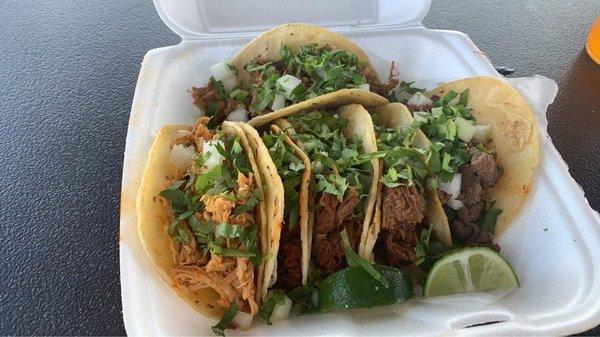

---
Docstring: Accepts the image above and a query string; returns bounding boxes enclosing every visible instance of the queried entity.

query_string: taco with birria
[236,122,313,293]
[136,117,283,329]
[256,103,381,279]
[189,23,393,127]
[387,76,539,251]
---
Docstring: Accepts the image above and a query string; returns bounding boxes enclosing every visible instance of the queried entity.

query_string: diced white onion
[271,93,286,111]
[270,295,292,323]
[170,144,196,171]
[210,61,236,81]
[226,104,248,122]
[222,76,238,93]
[447,198,465,210]
[407,92,433,108]
[357,83,370,91]
[277,74,301,99]
[395,90,413,103]
[455,116,475,143]
[202,140,226,171]
[231,311,253,330]
[473,124,491,142]
[413,111,429,123]
[439,173,462,200]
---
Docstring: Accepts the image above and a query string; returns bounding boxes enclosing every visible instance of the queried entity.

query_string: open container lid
[153,0,431,39]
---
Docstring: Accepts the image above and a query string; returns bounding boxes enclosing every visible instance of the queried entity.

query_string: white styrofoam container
[119,0,600,335]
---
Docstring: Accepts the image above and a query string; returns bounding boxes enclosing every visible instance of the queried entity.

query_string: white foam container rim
[120,0,600,335]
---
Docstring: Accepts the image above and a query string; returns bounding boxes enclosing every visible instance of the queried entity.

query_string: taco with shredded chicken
[136,117,283,327]
[189,23,393,127]
[381,76,539,256]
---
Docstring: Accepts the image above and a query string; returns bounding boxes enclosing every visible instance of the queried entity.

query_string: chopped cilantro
[232,189,261,216]
[258,290,286,325]
[414,224,433,265]
[340,229,389,288]
[246,44,369,114]
[211,301,238,336]
[214,223,245,239]
[210,77,227,101]
[287,111,373,202]
[262,131,305,230]
[478,208,503,234]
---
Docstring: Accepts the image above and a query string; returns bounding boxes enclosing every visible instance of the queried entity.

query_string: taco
[236,122,312,293]
[367,103,452,269]
[136,117,282,323]
[189,23,392,127]
[393,76,539,248]
[273,104,381,277]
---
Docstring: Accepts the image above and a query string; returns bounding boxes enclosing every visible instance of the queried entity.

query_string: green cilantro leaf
[340,229,389,288]
[258,290,286,325]
[211,301,238,336]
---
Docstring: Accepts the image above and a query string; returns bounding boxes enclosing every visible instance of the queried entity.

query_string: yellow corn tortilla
[427,76,539,234]
[248,88,388,128]
[231,23,382,91]
[136,121,270,317]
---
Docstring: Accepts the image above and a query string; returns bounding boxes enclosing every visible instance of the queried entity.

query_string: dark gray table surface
[1,0,598,335]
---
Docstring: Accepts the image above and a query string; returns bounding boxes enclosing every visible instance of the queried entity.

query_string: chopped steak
[457,201,484,223]
[457,165,484,205]
[437,144,504,250]
[470,150,503,188]
[450,220,500,252]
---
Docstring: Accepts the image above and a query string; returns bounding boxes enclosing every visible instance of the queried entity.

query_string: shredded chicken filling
[165,118,259,314]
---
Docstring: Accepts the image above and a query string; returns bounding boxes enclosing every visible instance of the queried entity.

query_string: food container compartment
[120,0,600,335]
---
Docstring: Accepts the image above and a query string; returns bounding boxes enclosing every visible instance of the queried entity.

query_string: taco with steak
[136,117,283,328]
[189,23,393,127]
[384,76,539,253]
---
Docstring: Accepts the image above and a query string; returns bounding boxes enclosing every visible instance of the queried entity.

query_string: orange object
[587,17,600,64]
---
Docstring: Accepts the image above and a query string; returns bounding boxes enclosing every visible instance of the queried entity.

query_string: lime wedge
[423,247,520,297]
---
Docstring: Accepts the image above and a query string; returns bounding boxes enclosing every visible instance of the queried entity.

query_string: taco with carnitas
[366,103,452,271]
[189,23,392,127]
[136,117,283,330]
[389,76,539,249]
[236,122,313,294]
